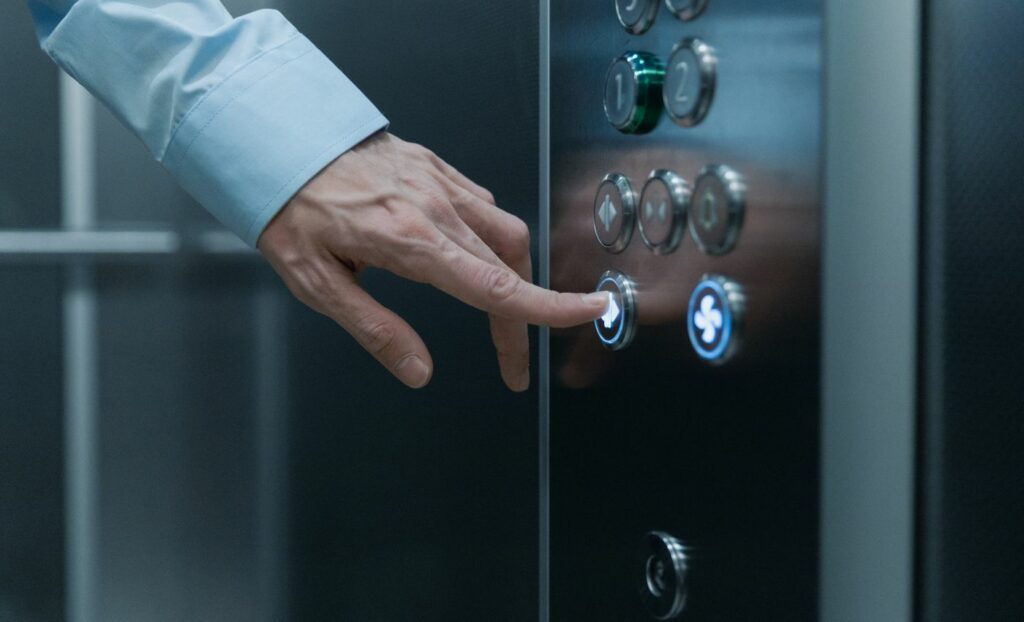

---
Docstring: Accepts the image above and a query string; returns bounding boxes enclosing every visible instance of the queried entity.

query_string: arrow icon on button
[599,194,618,232]
[600,294,621,329]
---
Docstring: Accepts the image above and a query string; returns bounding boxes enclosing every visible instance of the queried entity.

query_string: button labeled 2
[663,37,717,128]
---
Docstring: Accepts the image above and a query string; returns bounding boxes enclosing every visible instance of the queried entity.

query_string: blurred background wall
[1,2,540,621]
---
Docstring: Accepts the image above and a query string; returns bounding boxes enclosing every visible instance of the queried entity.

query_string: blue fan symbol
[693,294,723,344]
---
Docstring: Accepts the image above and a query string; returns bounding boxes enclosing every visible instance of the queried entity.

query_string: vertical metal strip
[61,71,99,622]
[821,0,920,620]
[537,0,551,620]
[254,284,289,622]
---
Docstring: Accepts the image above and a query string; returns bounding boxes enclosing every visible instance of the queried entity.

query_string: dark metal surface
[547,1,822,619]
[919,2,1024,620]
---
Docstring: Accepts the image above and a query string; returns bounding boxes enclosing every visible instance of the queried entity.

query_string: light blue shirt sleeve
[25,0,389,246]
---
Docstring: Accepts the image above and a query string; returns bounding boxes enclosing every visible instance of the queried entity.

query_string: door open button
[594,173,637,253]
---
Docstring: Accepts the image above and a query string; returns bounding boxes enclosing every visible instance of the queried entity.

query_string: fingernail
[396,355,431,388]
[514,368,531,392]
[584,291,611,309]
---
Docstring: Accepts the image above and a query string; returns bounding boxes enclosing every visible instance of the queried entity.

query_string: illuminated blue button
[594,270,638,351]
[687,275,745,364]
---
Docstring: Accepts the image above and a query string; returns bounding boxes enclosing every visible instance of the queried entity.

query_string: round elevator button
[604,52,665,135]
[639,170,690,255]
[663,37,717,128]
[638,532,688,620]
[664,0,709,22]
[594,173,637,253]
[687,274,745,364]
[594,270,637,351]
[616,0,659,35]
[689,164,746,256]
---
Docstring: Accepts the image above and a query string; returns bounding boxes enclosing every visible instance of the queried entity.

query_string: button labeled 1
[689,164,746,256]
[663,38,717,128]
[605,52,665,135]
[639,170,690,255]
[687,275,745,364]
[594,270,638,351]
[616,0,659,34]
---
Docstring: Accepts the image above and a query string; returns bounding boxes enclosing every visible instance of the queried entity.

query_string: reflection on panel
[0,267,64,621]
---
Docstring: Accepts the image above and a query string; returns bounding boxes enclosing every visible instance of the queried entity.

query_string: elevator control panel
[604,52,665,134]
[552,0,821,618]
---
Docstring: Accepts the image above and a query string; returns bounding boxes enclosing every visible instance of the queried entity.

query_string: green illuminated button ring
[604,52,665,135]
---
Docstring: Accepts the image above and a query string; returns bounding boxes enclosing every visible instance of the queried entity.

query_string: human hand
[258,132,609,391]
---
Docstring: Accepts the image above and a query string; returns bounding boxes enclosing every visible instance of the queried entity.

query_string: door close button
[639,169,690,254]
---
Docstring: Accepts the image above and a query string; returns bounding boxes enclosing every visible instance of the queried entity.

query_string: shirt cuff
[161,33,388,247]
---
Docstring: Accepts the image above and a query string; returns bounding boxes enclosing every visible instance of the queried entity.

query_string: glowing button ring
[687,275,745,364]
[593,271,638,351]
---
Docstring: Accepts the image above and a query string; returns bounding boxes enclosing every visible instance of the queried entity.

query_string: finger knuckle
[354,314,396,355]
[484,266,521,304]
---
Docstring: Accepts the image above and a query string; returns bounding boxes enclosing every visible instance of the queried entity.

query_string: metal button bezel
[593,173,638,254]
[689,164,746,256]
[687,274,746,365]
[663,37,717,128]
[638,169,690,255]
[616,0,659,35]
[664,0,709,22]
[638,531,689,620]
[594,270,638,351]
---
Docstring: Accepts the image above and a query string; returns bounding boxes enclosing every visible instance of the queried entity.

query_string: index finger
[404,239,610,328]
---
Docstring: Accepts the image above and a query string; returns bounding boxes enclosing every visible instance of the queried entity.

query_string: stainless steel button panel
[638,169,690,255]
[616,0,659,35]
[594,270,638,351]
[638,532,688,620]
[689,164,746,256]
[604,52,665,135]
[687,274,745,364]
[663,38,717,128]
[594,173,638,253]
[664,0,709,22]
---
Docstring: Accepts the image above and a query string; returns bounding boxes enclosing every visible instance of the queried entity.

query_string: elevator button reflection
[665,0,709,22]
[639,532,688,620]
[689,164,746,256]
[594,271,637,351]
[616,0,659,34]
[604,52,665,134]
[639,170,689,254]
[594,173,637,253]
[688,275,745,364]
[664,37,717,127]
